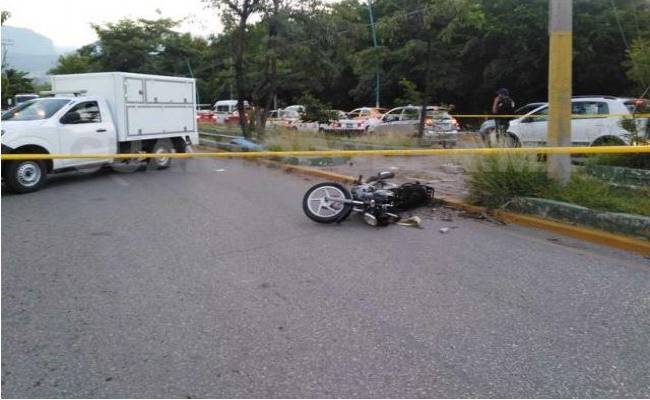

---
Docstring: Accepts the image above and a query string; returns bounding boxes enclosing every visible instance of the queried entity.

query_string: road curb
[441,198,650,257]
[505,197,650,240]
[249,157,650,256]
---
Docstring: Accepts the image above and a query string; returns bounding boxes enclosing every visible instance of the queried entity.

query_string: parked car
[224,109,252,125]
[213,99,249,123]
[479,102,546,138]
[1,72,198,193]
[283,105,305,114]
[266,109,301,129]
[505,96,649,147]
[327,107,388,134]
[196,104,217,123]
[369,106,460,140]
[294,110,347,132]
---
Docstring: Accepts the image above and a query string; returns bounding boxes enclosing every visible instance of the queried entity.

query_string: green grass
[545,174,650,216]
[466,155,650,216]
[584,153,650,170]
[263,129,328,151]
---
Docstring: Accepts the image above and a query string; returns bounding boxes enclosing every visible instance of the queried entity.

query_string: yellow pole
[547,0,573,184]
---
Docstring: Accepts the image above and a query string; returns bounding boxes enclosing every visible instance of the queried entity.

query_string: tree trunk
[254,1,280,139]
[234,13,250,138]
[418,38,433,138]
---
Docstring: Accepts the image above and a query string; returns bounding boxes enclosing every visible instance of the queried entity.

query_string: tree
[48,18,216,102]
[376,0,483,136]
[625,38,650,91]
[1,10,10,25]
[49,51,95,74]
[207,0,264,138]
[1,69,34,106]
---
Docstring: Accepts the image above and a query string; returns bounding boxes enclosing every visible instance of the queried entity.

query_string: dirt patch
[308,155,470,199]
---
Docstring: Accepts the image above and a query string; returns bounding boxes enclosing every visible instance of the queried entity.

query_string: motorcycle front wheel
[302,182,353,223]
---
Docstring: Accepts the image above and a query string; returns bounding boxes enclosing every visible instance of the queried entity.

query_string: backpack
[497,96,515,115]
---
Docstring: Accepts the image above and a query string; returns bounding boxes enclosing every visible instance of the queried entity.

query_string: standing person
[491,88,515,138]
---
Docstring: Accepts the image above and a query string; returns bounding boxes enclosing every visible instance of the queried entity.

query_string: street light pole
[367,0,380,108]
[547,0,573,184]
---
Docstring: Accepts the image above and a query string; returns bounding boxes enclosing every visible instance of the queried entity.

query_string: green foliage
[1,69,35,106]
[466,155,553,208]
[297,93,337,123]
[49,53,95,74]
[586,153,650,170]
[467,155,650,216]
[546,174,650,216]
[48,18,212,101]
[1,10,10,25]
[48,0,650,114]
[625,38,650,87]
[394,78,423,106]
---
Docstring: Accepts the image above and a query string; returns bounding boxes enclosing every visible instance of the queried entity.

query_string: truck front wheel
[149,139,174,169]
[3,160,47,193]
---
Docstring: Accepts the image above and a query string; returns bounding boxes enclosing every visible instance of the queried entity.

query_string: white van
[213,99,249,123]
[1,72,198,193]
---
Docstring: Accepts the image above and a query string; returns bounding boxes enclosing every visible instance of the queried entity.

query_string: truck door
[59,100,117,167]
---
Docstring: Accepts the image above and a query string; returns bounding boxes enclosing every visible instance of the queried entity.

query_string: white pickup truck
[1,72,199,193]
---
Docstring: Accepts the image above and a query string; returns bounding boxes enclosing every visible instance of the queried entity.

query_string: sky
[1,0,224,49]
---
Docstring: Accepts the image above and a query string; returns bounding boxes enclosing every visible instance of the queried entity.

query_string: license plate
[346,123,353,128]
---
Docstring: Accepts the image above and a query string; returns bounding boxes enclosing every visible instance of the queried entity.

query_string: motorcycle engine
[372,189,395,204]
[351,182,400,226]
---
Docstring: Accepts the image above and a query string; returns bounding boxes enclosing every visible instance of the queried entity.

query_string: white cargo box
[51,72,197,143]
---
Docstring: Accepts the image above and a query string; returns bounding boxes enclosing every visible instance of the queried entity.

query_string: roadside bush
[298,93,337,124]
[467,155,650,216]
[466,155,553,208]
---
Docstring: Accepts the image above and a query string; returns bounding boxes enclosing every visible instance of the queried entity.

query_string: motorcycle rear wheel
[303,182,353,223]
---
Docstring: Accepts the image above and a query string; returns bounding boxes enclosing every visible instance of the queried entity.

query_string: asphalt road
[2,158,649,398]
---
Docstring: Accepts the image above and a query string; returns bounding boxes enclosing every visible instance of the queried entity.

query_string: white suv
[507,96,648,146]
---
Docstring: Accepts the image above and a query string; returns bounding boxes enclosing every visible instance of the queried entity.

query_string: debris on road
[439,227,451,233]
[397,216,423,228]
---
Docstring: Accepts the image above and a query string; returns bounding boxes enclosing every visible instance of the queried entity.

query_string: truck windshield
[2,99,71,121]
[15,95,39,104]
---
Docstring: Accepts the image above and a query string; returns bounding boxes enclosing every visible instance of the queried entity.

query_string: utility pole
[367,0,380,108]
[547,0,572,184]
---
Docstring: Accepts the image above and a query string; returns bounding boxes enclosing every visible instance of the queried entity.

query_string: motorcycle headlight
[363,212,378,226]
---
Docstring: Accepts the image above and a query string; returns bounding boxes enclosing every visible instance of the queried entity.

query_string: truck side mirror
[61,111,82,124]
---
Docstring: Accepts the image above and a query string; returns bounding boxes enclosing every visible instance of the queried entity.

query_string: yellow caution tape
[450,113,650,118]
[1,145,649,160]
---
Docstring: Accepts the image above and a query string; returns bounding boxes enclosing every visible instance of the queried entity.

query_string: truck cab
[2,96,118,171]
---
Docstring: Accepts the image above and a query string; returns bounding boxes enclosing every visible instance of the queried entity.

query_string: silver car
[369,106,459,138]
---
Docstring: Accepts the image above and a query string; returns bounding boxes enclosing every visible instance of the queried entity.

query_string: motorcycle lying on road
[302,171,434,226]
